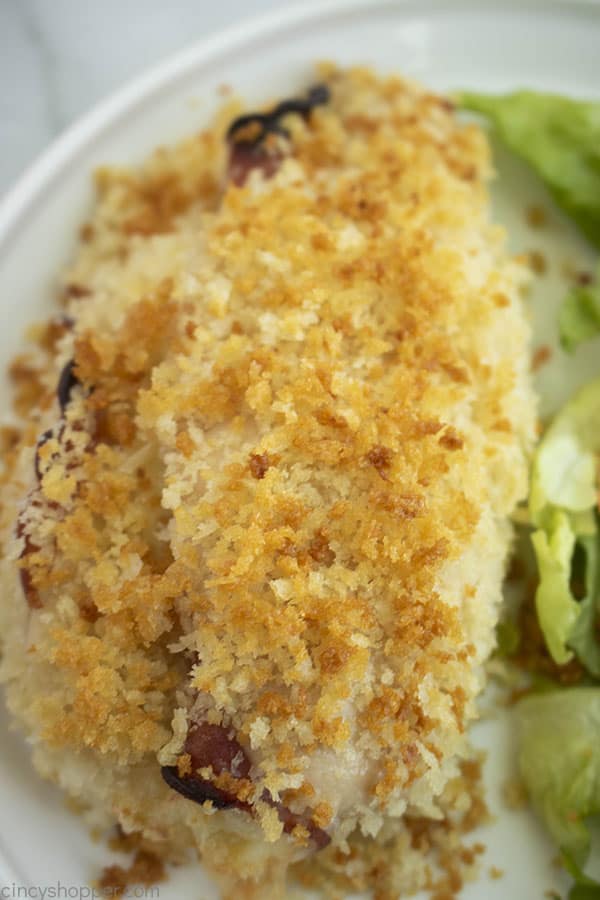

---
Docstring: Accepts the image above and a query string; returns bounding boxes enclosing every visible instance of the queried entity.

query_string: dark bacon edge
[161,722,330,850]
[226,84,330,187]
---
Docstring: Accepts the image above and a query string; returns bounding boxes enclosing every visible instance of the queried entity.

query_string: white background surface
[0,0,289,200]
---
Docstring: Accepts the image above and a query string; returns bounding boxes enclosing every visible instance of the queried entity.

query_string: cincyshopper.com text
[0,885,160,900]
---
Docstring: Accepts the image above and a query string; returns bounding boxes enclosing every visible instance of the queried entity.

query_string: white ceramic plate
[1,1,599,897]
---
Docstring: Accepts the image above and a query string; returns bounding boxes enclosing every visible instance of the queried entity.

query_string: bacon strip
[161,721,330,849]
[16,516,41,609]
[226,84,330,187]
[56,359,80,413]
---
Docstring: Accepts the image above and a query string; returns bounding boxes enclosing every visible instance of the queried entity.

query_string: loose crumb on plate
[502,779,528,811]
[531,345,552,371]
[527,249,548,276]
[525,205,548,228]
[98,850,166,898]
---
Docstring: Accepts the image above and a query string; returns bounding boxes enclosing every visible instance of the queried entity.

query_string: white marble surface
[0,0,297,201]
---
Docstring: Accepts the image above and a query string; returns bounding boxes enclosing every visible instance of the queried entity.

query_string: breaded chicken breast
[0,65,535,899]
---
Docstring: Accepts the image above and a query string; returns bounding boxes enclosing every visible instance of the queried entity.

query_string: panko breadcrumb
[0,64,535,899]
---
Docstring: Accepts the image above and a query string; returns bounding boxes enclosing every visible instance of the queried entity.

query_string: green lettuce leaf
[564,849,600,899]
[459,91,600,249]
[531,513,579,666]
[567,535,600,678]
[530,378,600,527]
[560,267,600,353]
[495,617,521,657]
[570,885,600,900]
[528,379,600,673]
[516,688,600,867]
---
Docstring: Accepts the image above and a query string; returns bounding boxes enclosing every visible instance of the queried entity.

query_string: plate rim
[1,0,599,251]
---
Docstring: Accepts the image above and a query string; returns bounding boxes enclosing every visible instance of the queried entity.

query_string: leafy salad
[460,90,600,898]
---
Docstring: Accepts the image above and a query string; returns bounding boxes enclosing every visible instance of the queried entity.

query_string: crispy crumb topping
[0,63,534,897]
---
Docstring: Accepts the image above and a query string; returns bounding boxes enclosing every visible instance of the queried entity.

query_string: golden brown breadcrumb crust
[0,64,534,898]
